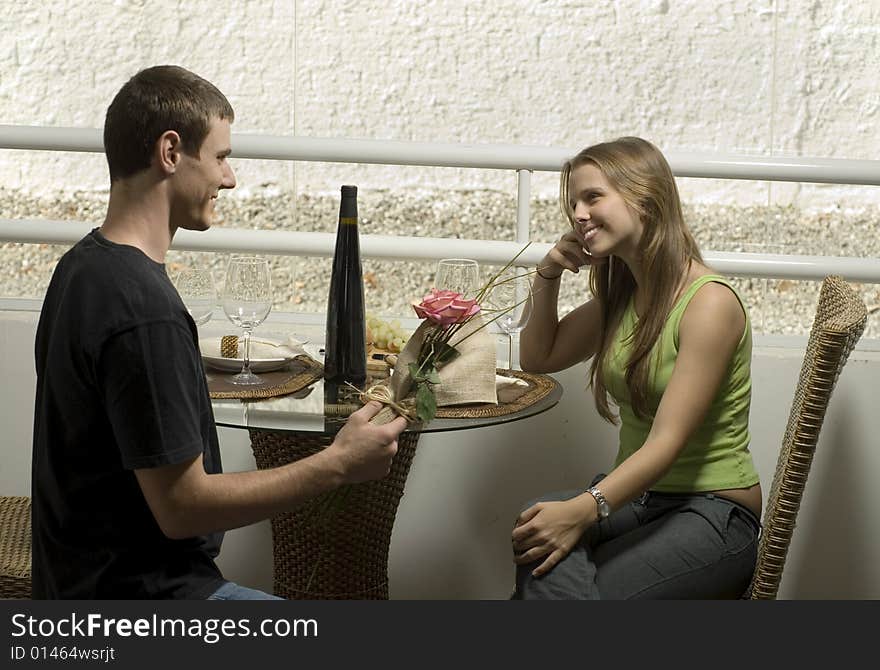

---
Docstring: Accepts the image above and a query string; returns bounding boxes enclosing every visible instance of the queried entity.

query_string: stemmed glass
[488,268,533,369]
[174,268,217,326]
[435,258,480,297]
[221,256,273,385]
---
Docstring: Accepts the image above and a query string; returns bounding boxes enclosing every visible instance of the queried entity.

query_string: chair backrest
[0,495,31,599]
[748,275,868,599]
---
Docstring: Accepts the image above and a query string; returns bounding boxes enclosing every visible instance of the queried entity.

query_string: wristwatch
[587,486,611,521]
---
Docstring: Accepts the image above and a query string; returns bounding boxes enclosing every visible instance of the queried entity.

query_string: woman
[512,137,761,599]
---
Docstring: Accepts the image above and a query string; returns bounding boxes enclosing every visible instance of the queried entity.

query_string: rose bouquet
[366,243,535,424]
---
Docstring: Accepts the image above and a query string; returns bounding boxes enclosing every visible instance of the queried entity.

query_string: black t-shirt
[32,229,225,599]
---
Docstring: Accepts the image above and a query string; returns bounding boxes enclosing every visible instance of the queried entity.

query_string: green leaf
[415,381,437,423]
[426,368,441,385]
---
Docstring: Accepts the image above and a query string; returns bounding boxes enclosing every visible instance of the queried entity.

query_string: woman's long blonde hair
[560,137,703,423]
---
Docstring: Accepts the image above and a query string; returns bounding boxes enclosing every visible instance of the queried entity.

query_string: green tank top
[606,275,759,492]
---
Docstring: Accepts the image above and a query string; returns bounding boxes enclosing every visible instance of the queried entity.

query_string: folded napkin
[495,374,529,391]
[217,335,299,359]
[285,334,308,352]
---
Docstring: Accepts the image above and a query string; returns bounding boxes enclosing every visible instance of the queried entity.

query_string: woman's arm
[513,282,747,575]
[519,229,602,372]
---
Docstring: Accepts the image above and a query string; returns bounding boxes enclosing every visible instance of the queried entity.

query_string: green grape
[365,313,410,352]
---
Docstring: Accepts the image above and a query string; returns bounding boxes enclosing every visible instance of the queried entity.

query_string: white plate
[199,337,300,373]
[303,342,324,362]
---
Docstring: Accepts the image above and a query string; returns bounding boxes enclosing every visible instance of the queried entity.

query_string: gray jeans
[206,581,283,600]
[513,482,761,600]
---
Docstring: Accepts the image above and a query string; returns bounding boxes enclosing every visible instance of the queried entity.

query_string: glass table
[211,370,562,600]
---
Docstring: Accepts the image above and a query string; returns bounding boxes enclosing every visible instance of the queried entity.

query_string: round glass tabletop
[212,374,562,435]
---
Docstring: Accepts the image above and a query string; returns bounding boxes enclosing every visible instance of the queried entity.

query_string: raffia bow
[356,382,419,423]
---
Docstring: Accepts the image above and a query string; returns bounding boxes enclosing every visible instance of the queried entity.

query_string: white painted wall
[2,1,880,207]
[3,307,879,599]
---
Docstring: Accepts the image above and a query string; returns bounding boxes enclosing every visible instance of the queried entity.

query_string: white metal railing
[2,124,880,283]
[4,125,880,183]
[3,218,880,283]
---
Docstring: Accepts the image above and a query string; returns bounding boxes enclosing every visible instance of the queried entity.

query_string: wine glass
[221,256,273,385]
[174,268,217,326]
[488,268,533,369]
[435,258,480,297]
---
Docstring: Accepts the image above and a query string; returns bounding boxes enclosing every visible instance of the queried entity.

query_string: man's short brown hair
[103,65,234,182]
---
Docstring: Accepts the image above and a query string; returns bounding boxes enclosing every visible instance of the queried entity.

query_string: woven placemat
[207,355,323,400]
[434,369,558,419]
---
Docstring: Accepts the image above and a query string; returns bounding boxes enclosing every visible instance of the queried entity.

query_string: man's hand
[327,401,408,484]
[511,497,593,577]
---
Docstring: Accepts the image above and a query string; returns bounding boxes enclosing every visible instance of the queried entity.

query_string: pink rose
[412,289,481,326]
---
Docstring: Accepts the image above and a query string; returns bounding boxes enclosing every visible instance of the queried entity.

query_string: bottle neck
[339,194,357,220]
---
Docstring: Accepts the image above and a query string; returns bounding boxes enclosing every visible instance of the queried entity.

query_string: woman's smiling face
[568,162,644,262]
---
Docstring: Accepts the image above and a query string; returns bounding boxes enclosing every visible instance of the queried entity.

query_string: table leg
[248,428,420,599]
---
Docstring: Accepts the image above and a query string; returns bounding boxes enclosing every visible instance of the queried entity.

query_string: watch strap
[587,486,611,520]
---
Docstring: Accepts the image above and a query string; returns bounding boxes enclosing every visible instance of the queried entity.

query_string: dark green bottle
[324,185,366,392]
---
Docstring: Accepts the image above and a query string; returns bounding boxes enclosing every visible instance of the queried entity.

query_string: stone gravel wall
[1,188,878,338]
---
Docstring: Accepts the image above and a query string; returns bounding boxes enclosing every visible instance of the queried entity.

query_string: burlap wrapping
[370,315,497,425]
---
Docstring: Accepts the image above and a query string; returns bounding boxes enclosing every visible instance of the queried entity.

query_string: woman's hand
[511,497,593,577]
[537,229,593,279]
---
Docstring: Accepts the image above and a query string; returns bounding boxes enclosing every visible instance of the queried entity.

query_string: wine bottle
[324,185,367,395]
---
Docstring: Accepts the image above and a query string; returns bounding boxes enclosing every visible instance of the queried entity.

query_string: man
[31,65,407,599]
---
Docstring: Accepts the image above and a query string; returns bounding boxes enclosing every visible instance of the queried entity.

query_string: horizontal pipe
[3,219,879,284]
[703,252,880,283]
[2,125,880,185]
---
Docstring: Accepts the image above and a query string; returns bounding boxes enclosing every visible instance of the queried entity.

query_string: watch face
[589,487,610,519]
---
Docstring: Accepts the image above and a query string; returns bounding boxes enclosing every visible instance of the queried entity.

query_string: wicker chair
[0,496,32,599]
[747,276,867,599]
